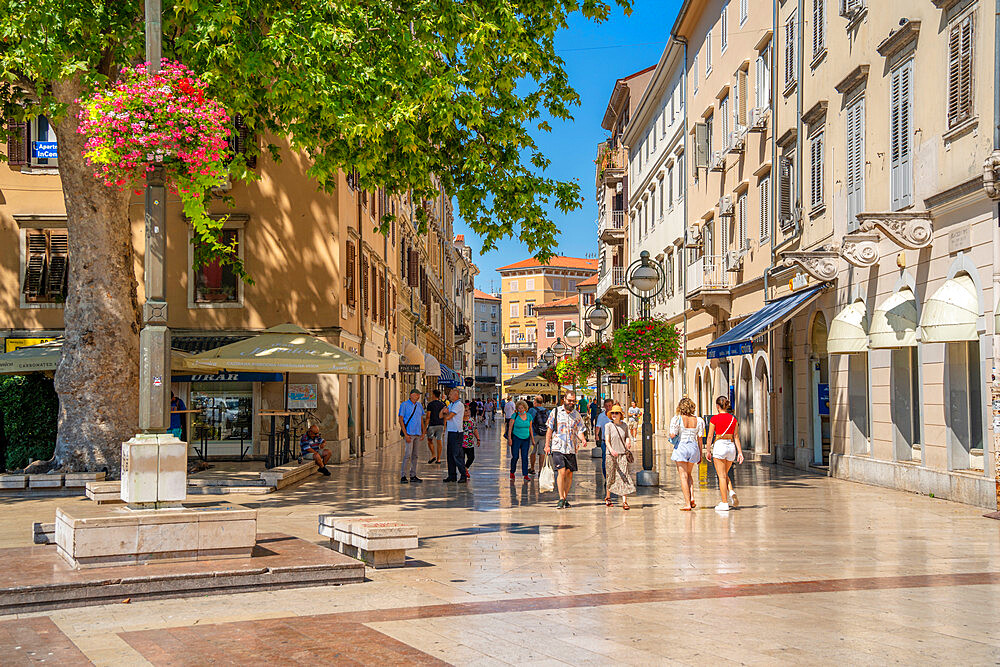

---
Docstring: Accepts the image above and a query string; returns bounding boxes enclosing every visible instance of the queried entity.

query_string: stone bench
[86,479,273,503]
[86,481,125,504]
[33,522,55,545]
[260,461,319,490]
[1,472,105,495]
[318,515,417,569]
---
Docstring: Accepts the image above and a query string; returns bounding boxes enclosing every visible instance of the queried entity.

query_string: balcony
[598,210,627,243]
[595,141,628,188]
[454,323,471,345]
[595,265,627,301]
[475,375,497,384]
[686,254,732,311]
[475,352,487,362]
[503,340,537,354]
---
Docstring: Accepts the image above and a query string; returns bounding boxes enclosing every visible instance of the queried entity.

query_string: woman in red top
[706,396,744,511]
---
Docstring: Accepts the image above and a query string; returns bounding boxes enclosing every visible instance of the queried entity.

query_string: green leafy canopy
[0,0,632,260]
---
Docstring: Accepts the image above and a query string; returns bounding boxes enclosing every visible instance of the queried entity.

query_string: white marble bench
[259,461,318,490]
[318,515,417,568]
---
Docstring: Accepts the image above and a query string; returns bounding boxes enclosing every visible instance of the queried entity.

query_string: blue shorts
[670,440,701,463]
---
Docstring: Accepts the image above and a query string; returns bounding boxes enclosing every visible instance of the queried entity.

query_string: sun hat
[610,404,624,414]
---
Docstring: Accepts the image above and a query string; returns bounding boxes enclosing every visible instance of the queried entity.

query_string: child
[462,406,481,478]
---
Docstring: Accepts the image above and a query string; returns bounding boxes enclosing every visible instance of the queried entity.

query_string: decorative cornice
[776,127,797,148]
[802,101,828,126]
[835,64,870,95]
[856,212,933,249]
[876,20,920,59]
[839,233,880,268]
[780,251,839,282]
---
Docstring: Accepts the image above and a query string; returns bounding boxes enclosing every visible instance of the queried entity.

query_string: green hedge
[0,375,59,471]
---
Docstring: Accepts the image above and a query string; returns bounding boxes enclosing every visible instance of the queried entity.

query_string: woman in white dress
[603,404,635,509]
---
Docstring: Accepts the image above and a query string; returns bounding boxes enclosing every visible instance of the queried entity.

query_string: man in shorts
[425,389,447,464]
[544,390,587,509]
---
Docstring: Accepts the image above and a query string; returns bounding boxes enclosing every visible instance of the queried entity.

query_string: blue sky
[456,1,682,294]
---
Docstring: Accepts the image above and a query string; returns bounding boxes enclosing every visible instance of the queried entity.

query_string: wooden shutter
[948,15,974,129]
[45,231,69,298]
[759,175,770,240]
[228,114,257,168]
[846,97,865,231]
[737,69,748,126]
[22,231,47,300]
[779,156,793,227]
[784,14,796,89]
[694,122,708,168]
[346,241,356,307]
[391,285,397,332]
[360,254,369,314]
[738,193,748,250]
[810,131,824,210]
[6,119,29,167]
[378,274,386,325]
[370,264,378,320]
[812,0,825,58]
[407,249,419,287]
[890,60,913,210]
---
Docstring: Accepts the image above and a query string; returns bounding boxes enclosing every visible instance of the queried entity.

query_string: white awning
[424,352,441,376]
[402,342,424,369]
[828,301,869,354]
[869,288,918,349]
[919,275,979,343]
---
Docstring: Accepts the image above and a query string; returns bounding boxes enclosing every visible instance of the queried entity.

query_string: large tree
[0,0,629,472]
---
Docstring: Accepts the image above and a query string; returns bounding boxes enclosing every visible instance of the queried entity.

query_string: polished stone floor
[2,417,999,665]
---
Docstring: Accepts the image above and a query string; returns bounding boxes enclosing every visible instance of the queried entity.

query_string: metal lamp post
[585,299,611,457]
[625,250,665,487]
[563,325,584,406]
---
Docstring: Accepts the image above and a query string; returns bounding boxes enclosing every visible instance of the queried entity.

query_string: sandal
[690,500,696,509]
[680,506,692,511]
[622,502,630,510]
[605,498,613,507]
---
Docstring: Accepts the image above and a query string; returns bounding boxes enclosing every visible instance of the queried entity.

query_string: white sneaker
[715,502,730,511]
[728,491,739,508]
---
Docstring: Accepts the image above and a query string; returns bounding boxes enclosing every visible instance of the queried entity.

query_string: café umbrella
[0,339,196,374]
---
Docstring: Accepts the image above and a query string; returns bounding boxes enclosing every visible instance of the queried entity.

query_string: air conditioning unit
[685,225,702,247]
[719,195,734,217]
[749,108,769,131]
[725,250,745,272]
[728,128,746,153]
[710,150,725,171]
[839,0,864,19]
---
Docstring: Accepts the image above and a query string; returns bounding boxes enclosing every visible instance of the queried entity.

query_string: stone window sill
[943,116,978,143]
[811,48,827,69]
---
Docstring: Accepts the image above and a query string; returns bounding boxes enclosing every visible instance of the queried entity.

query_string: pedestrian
[668,397,704,511]
[627,401,641,438]
[507,399,535,480]
[706,396,744,511]
[603,404,635,509]
[397,389,424,484]
[462,404,481,476]
[169,392,186,440]
[589,399,601,431]
[468,397,479,425]
[594,398,614,480]
[503,395,516,440]
[442,388,468,483]
[545,390,587,509]
[425,389,447,464]
[527,395,548,475]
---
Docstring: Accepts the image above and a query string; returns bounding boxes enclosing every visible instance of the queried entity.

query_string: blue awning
[437,363,462,387]
[707,286,825,359]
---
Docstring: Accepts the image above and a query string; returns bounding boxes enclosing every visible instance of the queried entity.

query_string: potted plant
[611,319,682,374]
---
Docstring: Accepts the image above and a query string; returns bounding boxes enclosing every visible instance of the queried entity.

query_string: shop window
[947,341,984,471]
[190,382,253,456]
[890,347,921,463]
[192,228,241,306]
[22,229,69,305]
[847,352,870,455]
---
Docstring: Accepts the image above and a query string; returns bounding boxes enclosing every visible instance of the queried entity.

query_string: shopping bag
[538,456,555,493]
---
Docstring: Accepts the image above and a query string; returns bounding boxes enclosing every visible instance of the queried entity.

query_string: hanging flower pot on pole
[611,319,682,374]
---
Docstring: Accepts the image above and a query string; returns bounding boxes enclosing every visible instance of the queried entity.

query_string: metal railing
[598,210,627,238]
[595,142,629,186]
[686,255,730,295]
[596,265,627,298]
[503,340,537,352]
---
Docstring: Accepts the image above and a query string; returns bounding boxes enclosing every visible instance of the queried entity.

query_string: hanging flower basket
[555,356,585,385]
[577,340,622,378]
[612,319,682,374]
[77,59,241,272]
[540,366,559,384]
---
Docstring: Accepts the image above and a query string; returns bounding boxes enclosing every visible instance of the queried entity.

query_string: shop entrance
[810,313,830,466]
[190,382,253,459]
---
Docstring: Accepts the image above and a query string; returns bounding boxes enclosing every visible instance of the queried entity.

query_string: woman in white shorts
[706,396,744,511]
[668,397,703,511]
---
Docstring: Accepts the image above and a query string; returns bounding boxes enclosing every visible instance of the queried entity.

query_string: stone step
[186,486,273,495]
[32,522,55,545]
[260,462,319,490]
[187,478,270,488]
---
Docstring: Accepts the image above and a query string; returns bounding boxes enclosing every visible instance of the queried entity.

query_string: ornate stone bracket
[840,233,880,268]
[855,212,933,249]
[780,251,839,282]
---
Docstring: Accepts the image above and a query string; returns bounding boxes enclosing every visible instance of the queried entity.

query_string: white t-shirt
[447,400,465,432]
[503,401,515,419]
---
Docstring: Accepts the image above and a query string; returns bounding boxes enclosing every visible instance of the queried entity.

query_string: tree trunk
[46,77,141,475]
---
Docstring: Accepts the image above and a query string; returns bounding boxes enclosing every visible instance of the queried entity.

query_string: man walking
[442,387,468,483]
[527,395,548,475]
[594,398,614,480]
[503,395,515,441]
[397,389,425,484]
[545,390,587,509]
[425,389,447,464]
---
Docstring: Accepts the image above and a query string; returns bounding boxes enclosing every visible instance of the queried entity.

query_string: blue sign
[32,141,58,159]
[817,383,830,416]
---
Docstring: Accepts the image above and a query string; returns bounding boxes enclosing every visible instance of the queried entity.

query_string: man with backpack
[528,395,548,476]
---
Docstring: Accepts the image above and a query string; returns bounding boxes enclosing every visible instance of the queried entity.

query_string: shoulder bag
[399,403,419,438]
[612,425,634,464]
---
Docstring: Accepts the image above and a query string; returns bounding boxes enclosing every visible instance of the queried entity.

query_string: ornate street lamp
[563,325,584,350]
[625,250,665,487]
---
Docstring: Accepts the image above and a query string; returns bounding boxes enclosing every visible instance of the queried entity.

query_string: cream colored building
[498,256,597,394]
[472,289,501,399]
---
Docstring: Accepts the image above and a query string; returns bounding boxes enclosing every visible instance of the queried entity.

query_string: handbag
[538,454,555,493]
[668,416,680,446]
[399,403,419,438]
[612,425,634,464]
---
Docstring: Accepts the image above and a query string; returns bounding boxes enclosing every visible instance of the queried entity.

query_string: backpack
[532,406,549,435]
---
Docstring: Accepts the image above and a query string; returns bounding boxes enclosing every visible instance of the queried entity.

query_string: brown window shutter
[236,114,257,169]
[6,119,28,167]
[22,231,48,300]
[346,241,356,307]
[45,232,69,299]
[378,275,386,325]
[391,285,397,332]
[360,255,369,314]
[407,249,419,287]
[370,264,378,321]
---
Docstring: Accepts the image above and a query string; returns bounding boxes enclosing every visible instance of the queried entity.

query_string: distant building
[472,289,501,399]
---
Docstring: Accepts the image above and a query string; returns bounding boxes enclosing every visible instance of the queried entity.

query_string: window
[649,191,656,228]
[480,322,487,332]
[510,302,519,318]
[779,154,795,230]
[568,279,576,291]
[667,165,675,207]
[759,174,771,241]
[491,343,498,353]
[784,13,797,90]
[658,179,665,218]
[737,192,748,251]
[525,301,535,317]
[756,46,771,109]
[525,278,535,290]
[526,356,536,367]
[705,30,713,75]
[563,320,573,334]
[21,229,68,304]
[736,69,748,127]
[947,13,974,129]
[546,321,556,338]
[891,347,921,463]
[846,96,865,231]
[812,0,826,59]
[346,241,356,307]
[509,279,518,292]
[666,250,675,296]
[677,157,685,200]
[492,323,498,335]
[720,95,729,146]
[890,59,913,210]
[693,55,699,92]
[740,0,748,24]
[552,278,562,290]
[810,129,824,210]
[7,116,60,168]
[509,327,519,341]
[721,3,728,52]
[511,358,519,370]
[193,228,241,305]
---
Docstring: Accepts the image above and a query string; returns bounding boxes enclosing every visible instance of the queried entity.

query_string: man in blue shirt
[397,389,425,484]
[300,425,332,476]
